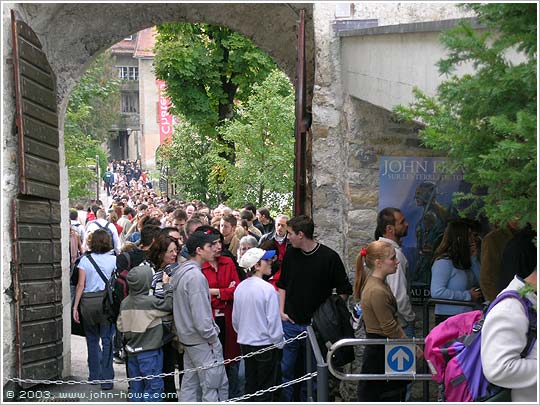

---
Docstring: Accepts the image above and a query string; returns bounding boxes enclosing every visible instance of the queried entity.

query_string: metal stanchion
[306,326,329,402]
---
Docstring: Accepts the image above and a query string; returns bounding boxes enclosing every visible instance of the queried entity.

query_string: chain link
[5,331,308,386]
[224,371,317,402]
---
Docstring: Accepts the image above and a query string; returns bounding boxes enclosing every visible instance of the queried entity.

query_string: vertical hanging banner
[157,80,173,144]
[379,157,466,300]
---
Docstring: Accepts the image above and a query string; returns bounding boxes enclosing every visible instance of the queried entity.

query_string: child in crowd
[116,265,173,401]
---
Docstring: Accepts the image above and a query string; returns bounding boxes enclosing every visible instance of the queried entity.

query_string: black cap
[186,230,220,255]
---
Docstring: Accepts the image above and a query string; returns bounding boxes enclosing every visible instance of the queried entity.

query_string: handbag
[86,255,116,323]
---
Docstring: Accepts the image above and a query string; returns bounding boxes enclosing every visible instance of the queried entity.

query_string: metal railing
[297,298,481,402]
[326,337,431,382]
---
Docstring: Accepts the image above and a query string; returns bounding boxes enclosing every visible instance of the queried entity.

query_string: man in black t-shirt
[276,215,352,401]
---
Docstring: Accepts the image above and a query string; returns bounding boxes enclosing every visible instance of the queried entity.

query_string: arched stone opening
[2,2,314,383]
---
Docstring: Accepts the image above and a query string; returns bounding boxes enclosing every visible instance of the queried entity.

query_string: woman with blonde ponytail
[355,240,422,402]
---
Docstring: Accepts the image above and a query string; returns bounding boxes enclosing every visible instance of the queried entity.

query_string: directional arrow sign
[385,344,415,374]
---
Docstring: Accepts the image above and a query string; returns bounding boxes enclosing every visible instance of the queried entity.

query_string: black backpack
[95,221,115,242]
[312,294,355,367]
[110,252,133,323]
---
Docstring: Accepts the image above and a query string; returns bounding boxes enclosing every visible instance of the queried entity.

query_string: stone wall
[311,3,474,276]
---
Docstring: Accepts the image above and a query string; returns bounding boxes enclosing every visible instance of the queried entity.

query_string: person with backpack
[84,209,121,253]
[430,220,483,325]
[354,240,423,402]
[116,265,173,401]
[112,224,161,365]
[233,248,283,402]
[424,268,536,402]
[103,168,115,196]
[481,269,537,402]
[72,228,116,390]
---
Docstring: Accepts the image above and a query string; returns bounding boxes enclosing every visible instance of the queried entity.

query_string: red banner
[157,80,173,144]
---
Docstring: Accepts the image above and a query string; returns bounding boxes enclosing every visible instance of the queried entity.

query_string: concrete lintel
[338,17,481,37]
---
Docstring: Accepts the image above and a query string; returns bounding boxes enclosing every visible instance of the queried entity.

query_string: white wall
[341,29,476,111]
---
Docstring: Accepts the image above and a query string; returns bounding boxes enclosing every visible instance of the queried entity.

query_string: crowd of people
[68,160,536,402]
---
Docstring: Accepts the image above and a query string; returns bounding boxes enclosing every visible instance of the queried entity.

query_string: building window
[121,93,139,113]
[118,66,139,80]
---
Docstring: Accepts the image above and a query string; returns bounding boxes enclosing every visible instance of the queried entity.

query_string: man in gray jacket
[171,230,229,402]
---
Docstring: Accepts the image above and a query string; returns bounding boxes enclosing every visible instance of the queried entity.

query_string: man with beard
[374,208,416,337]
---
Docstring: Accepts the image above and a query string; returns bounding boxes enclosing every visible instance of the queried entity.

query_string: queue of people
[68,160,536,402]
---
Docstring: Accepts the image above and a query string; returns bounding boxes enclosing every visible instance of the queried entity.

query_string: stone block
[312,124,329,139]
[348,186,378,207]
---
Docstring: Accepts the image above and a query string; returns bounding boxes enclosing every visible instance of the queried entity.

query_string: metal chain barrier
[224,372,317,402]
[4,331,308,387]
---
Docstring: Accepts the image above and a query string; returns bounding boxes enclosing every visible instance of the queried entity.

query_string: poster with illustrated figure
[379,156,466,301]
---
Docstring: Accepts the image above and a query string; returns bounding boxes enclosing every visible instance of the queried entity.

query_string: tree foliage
[64,52,120,199]
[156,121,218,205]
[157,69,295,211]
[216,70,295,212]
[394,3,537,227]
[154,23,295,209]
[154,23,277,136]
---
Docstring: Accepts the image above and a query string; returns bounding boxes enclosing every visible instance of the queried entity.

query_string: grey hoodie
[116,265,172,354]
[170,259,220,346]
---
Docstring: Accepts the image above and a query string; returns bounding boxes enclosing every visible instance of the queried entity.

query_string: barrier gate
[306,326,433,402]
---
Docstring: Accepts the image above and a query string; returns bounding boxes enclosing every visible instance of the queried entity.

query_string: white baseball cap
[239,248,276,270]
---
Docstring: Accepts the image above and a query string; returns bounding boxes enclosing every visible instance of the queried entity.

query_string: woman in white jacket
[481,269,537,402]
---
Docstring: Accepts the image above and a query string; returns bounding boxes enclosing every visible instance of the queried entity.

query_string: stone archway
[2,2,315,383]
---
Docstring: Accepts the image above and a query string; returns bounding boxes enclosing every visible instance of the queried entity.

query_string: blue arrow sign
[387,345,414,372]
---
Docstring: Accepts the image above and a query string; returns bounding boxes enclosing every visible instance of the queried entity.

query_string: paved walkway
[42,334,130,402]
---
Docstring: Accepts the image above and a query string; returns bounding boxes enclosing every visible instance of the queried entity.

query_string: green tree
[395,3,537,227]
[154,23,276,135]
[215,70,295,212]
[64,51,120,199]
[156,121,219,206]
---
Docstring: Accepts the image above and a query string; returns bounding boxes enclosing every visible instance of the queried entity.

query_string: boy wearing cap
[233,248,284,401]
[170,230,229,402]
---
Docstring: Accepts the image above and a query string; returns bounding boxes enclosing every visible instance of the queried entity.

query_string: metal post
[306,326,329,402]
[316,362,329,402]
[423,301,430,401]
[306,336,313,401]
[95,154,100,201]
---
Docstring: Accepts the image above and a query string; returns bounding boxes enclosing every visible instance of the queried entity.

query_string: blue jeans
[227,361,242,399]
[83,322,115,388]
[127,349,164,402]
[280,321,315,401]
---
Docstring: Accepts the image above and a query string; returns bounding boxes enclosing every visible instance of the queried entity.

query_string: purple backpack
[424,290,537,402]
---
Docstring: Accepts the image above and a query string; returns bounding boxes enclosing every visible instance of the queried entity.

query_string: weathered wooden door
[11,10,63,382]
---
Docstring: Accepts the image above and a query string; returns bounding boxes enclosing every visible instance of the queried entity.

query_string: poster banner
[157,80,173,144]
[379,156,466,300]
